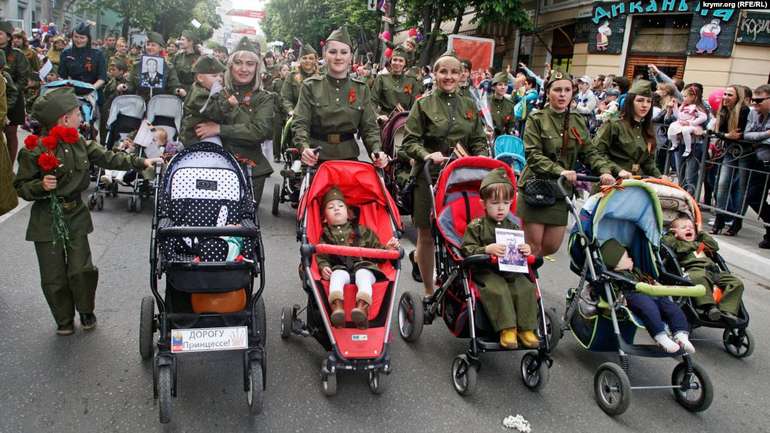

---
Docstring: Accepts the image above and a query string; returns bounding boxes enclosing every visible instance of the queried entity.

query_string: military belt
[58,196,81,211]
[310,131,356,145]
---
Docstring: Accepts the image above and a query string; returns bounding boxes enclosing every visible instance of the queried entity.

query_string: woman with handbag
[402,52,489,296]
[517,71,614,257]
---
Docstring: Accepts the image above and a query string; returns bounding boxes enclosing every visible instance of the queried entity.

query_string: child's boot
[654,332,680,353]
[518,329,539,348]
[499,327,518,349]
[351,300,369,329]
[330,300,345,328]
[674,331,696,354]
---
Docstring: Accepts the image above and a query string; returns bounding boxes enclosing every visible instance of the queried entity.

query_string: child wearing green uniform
[663,216,744,321]
[14,87,162,335]
[179,55,237,145]
[461,168,538,349]
[316,187,400,329]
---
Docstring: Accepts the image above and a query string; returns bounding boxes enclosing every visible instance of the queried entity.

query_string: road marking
[0,200,30,225]
[711,237,770,276]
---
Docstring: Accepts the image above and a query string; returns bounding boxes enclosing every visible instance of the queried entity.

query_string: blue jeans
[672,140,705,196]
[625,292,689,338]
[713,151,751,231]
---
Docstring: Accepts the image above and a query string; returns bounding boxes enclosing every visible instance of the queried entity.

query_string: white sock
[654,332,680,353]
[674,331,696,354]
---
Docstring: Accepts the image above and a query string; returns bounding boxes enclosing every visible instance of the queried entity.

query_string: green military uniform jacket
[220,84,274,177]
[111,52,133,73]
[316,221,386,279]
[662,232,720,274]
[595,118,661,177]
[3,45,30,124]
[280,69,316,115]
[101,75,127,117]
[101,46,116,64]
[0,74,17,214]
[171,50,200,93]
[180,82,235,146]
[488,95,515,136]
[292,74,381,161]
[23,47,41,73]
[14,136,146,241]
[371,72,422,117]
[402,88,489,164]
[3,71,18,113]
[126,57,182,101]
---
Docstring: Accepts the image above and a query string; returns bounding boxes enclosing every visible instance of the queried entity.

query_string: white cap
[578,75,592,84]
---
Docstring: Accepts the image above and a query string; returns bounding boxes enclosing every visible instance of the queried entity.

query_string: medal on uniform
[348,88,356,104]
[403,83,412,95]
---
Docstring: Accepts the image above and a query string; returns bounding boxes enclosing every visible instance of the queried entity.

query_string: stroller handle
[557,174,601,196]
[157,225,259,238]
[302,243,403,261]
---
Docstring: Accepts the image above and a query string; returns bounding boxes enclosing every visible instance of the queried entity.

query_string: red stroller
[397,157,558,396]
[281,161,404,395]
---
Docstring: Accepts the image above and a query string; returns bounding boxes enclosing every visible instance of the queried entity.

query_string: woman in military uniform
[371,46,422,123]
[280,44,318,117]
[14,87,161,335]
[488,72,515,137]
[595,80,661,178]
[517,71,615,257]
[271,63,290,161]
[192,37,274,206]
[120,32,184,102]
[171,30,201,94]
[0,20,30,162]
[293,27,387,168]
[402,53,489,295]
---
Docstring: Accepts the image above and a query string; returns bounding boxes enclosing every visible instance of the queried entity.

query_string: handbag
[523,177,558,207]
[397,175,417,215]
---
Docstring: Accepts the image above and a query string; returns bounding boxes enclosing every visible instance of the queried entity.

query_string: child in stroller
[461,168,538,349]
[663,215,744,322]
[316,186,400,328]
[600,239,695,354]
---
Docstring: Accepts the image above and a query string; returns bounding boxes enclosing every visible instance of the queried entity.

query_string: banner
[227,9,265,19]
[447,35,495,86]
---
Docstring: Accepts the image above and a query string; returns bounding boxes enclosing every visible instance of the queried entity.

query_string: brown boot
[351,300,369,329]
[330,300,345,328]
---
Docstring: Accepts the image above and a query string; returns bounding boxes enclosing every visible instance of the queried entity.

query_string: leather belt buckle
[61,200,77,211]
[328,134,341,145]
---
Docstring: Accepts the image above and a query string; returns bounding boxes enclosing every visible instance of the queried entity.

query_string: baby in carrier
[316,187,399,329]
[663,215,744,322]
[600,239,695,354]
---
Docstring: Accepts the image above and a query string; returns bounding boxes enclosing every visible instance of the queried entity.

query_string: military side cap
[629,79,653,97]
[392,46,409,61]
[545,69,573,88]
[109,57,128,70]
[326,27,352,48]
[0,21,14,36]
[193,55,225,74]
[299,43,317,57]
[146,31,166,47]
[182,29,198,43]
[480,168,513,192]
[74,22,91,36]
[600,239,627,270]
[322,186,346,207]
[32,87,81,128]
[233,36,258,54]
[492,72,508,85]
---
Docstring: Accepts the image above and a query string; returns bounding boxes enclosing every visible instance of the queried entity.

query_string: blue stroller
[40,80,100,140]
[493,135,526,174]
[562,178,713,416]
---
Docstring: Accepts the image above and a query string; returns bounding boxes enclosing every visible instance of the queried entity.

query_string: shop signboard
[736,12,770,46]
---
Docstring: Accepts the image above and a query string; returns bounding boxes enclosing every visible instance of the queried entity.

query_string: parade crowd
[0,19,765,360]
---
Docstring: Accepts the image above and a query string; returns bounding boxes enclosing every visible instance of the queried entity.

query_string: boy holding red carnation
[13,87,162,336]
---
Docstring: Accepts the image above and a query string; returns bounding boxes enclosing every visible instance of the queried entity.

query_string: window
[629,15,690,54]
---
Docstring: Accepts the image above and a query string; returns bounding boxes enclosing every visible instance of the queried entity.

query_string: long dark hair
[621,92,655,148]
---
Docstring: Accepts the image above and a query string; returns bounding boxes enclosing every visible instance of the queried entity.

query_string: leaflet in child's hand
[495,228,528,273]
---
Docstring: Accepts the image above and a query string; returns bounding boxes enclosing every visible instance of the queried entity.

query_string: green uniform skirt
[516,195,569,226]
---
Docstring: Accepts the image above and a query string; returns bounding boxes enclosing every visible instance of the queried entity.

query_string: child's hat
[491,72,508,86]
[600,239,627,269]
[109,57,128,71]
[31,87,80,128]
[480,168,512,191]
[193,55,225,74]
[322,186,345,207]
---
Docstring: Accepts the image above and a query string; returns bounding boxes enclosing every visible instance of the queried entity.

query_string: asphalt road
[1,169,768,433]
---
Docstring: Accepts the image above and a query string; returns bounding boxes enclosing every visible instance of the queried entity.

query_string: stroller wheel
[722,327,754,358]
[246,360,264,415]
[368,370,386,395]
[672,361,713,412]
[594,362,631,416]
[157,365,173,423]
[128,196,136,212]
[451,354,478,397]
[321,360,337,397]
[272,184,280,216]
[139,296,155,360]
[97,195,104,211]
[541,307,562,353]
[397,291,424,342]
[280,306,293,339]
[520,352,549,391]
[88,195,97,210]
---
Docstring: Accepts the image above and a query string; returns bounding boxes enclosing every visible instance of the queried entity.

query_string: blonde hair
[433,55,461,71]
[715,85,748,133]
[224,50,263,92]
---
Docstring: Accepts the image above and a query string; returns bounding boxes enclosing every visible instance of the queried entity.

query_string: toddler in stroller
[317,187,400,328]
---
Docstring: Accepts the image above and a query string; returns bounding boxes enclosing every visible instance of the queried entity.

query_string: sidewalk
[701,209,769,279]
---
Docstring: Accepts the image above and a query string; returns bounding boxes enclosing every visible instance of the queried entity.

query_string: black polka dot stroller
[142,142,267,423]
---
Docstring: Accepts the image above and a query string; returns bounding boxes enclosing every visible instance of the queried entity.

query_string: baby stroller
[39,79,100,140]
[493,135,526,174]
[379,111,412,215]
[281,161,403,396]
[564,177,713,416]
[397,157,556,397]
[147,94,183,141]
[271,116,303,216]
[647,178,753,358]
[141,142,267,422]
[88,95,146,211]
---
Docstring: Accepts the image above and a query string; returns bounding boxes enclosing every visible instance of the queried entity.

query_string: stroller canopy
[642,178,702,230]
[106,95,146,127]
